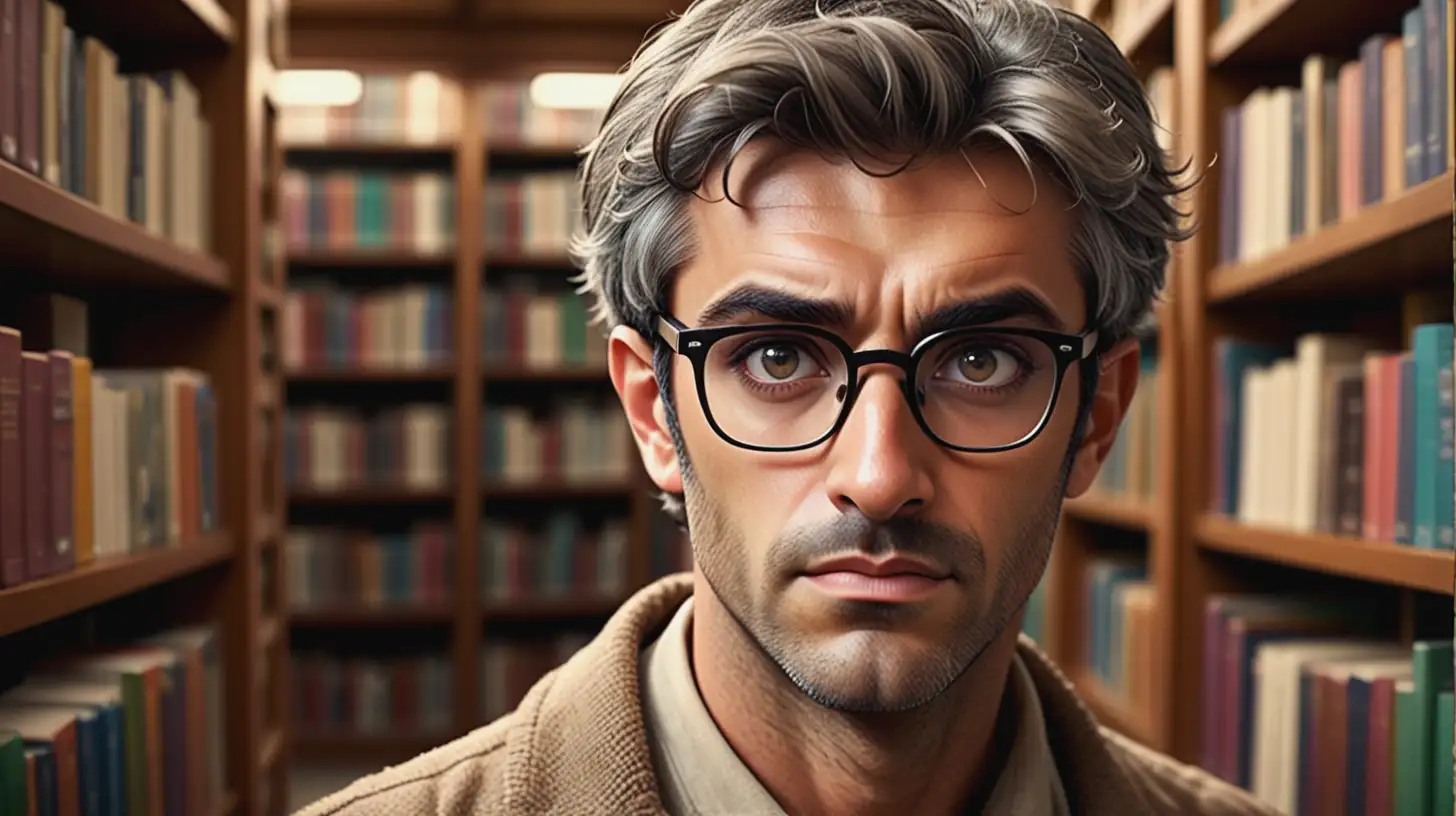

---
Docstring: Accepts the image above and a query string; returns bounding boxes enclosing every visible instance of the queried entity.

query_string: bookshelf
[0,0,286,813]
[1046,3,1454,809]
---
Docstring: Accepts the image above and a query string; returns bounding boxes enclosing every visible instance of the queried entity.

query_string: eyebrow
[910,288,1066,340]
[696,285,857,330]
[695,284,1066,341]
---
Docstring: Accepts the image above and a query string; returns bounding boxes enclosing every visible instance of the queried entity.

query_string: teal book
[1411,323,1453,549]
[0,729,24,816]
[1435,690,1454,816]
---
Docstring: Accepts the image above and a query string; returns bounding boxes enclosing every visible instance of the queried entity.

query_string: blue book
[1411,324,1452,548]
[1404,9,1428,187]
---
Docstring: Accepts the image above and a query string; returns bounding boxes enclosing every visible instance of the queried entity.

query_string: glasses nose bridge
[844,347,919,408]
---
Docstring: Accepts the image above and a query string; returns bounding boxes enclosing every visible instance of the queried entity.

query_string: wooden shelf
[285,366,455,382]
[1114,0,1174,62]
[486,142,582,162]
[482,481,635,500]
[1063,493,1153,531]
[483,364,609,382]
[284,140,456,156]
[0,159,230,293]
[62,0,234,63]
[287,249,458,268]
[484,251,576,269]
[1209,0,1414,67]
[483,596,623,620]
[1206,173,1453,303]
[1073,0,1108,18]
[0,533,234,637]
[288,487,454,504]
[1196,515,1456,595]
[1071,669,1156,747]
[290,606,455,626]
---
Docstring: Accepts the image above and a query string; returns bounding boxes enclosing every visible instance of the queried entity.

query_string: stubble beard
[678,438,1071,715]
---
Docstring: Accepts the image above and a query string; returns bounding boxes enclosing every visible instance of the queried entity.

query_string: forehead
[676,140,1083,333]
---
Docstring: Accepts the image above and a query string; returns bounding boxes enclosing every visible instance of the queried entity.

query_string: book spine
[1393,356,1416,543]
[16,0,36,174]
[1423,0,1448,177]
[0,0,17,164]
[0,328,21,586]
[20,352,48,579]
[1404,9,1427,186]
[49,350,72,572]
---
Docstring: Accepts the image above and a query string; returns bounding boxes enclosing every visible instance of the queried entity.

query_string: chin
[767,624,970,714]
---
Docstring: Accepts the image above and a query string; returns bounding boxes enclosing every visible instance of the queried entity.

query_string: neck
[690,577,1024,816]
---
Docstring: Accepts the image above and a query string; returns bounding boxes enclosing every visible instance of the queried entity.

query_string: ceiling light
[528,72,623,111]
[271,69,364,107]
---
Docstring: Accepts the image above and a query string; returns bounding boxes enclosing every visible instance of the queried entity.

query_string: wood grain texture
[0,533,233,636]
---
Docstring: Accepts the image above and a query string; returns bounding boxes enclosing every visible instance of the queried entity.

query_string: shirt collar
[640,596,1069,815]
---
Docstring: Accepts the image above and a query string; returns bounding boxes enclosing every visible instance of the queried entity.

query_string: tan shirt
[640,596,1071,815]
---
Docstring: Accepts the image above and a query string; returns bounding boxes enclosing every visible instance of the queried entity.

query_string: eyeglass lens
[700,328,1058,450]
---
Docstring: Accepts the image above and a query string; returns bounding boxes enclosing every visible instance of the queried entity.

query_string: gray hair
[570,0,1197,523]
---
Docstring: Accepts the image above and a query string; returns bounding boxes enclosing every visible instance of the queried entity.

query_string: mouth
[799,555,952,603]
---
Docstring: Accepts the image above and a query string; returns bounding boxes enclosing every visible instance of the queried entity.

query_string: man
[297,1,1278,814]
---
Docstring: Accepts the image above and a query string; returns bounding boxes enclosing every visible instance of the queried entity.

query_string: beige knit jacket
[293,575,1279,815]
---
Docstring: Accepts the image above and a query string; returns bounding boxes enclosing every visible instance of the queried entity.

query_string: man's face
[620,142,1107,713]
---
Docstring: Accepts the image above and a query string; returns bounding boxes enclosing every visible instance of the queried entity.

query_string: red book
[0,327,21,586]
[20,351,49,579]
[15,0,36,174]
[0,0,18,165]
[1365,676,1398,816]
[49,350,73,573]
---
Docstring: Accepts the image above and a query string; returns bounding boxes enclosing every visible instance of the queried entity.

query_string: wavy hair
[570,0,1198,524]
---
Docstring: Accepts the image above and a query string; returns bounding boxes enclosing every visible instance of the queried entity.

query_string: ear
[608,324,684,496]
[1063,337,1141,499]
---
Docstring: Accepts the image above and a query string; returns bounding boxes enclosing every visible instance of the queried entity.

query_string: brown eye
[748,345,803,381]
[945,346,1019,388]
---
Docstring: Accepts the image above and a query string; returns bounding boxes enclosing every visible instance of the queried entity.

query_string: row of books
[2,3,213,252]
[479,513,630,602]
[278,72,465,146]
[484,172,583,260]
[480,277,606,370]
[285,523,454,611]
[479,81,605,149]
[1218,4,1451,266]
[1087,346,1158,502]
[0,329,219,588]
[1201,595,1452,816]
[0,625,227,816]
[290,652,454,738]
[284,404,452,492]
[479,634,592,722]
[280,170,456,254]
[282,282,454,372]
[1210,324,1453,548]
[480,401,634,485]
[1081,555,1156,705]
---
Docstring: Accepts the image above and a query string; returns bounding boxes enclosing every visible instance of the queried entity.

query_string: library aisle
[0,0,1450,815]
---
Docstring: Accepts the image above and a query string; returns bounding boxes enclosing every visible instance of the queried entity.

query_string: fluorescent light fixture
[271,69,363,107]
[528,72,623,111]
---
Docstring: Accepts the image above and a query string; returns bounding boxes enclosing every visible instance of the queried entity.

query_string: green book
[1435,690,1454,816]
[1412,641,1455,816]
[1396,679,1421,816]
[0,729,26,816]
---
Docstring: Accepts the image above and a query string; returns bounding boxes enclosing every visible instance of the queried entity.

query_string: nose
[823,366,935,521]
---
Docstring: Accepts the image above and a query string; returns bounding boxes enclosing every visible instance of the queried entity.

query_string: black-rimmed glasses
[653,313,1099,453]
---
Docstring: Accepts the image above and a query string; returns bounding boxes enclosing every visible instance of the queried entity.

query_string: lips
[802,555,950,581]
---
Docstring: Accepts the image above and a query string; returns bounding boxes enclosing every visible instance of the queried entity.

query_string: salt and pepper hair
[569,0,1198,524]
